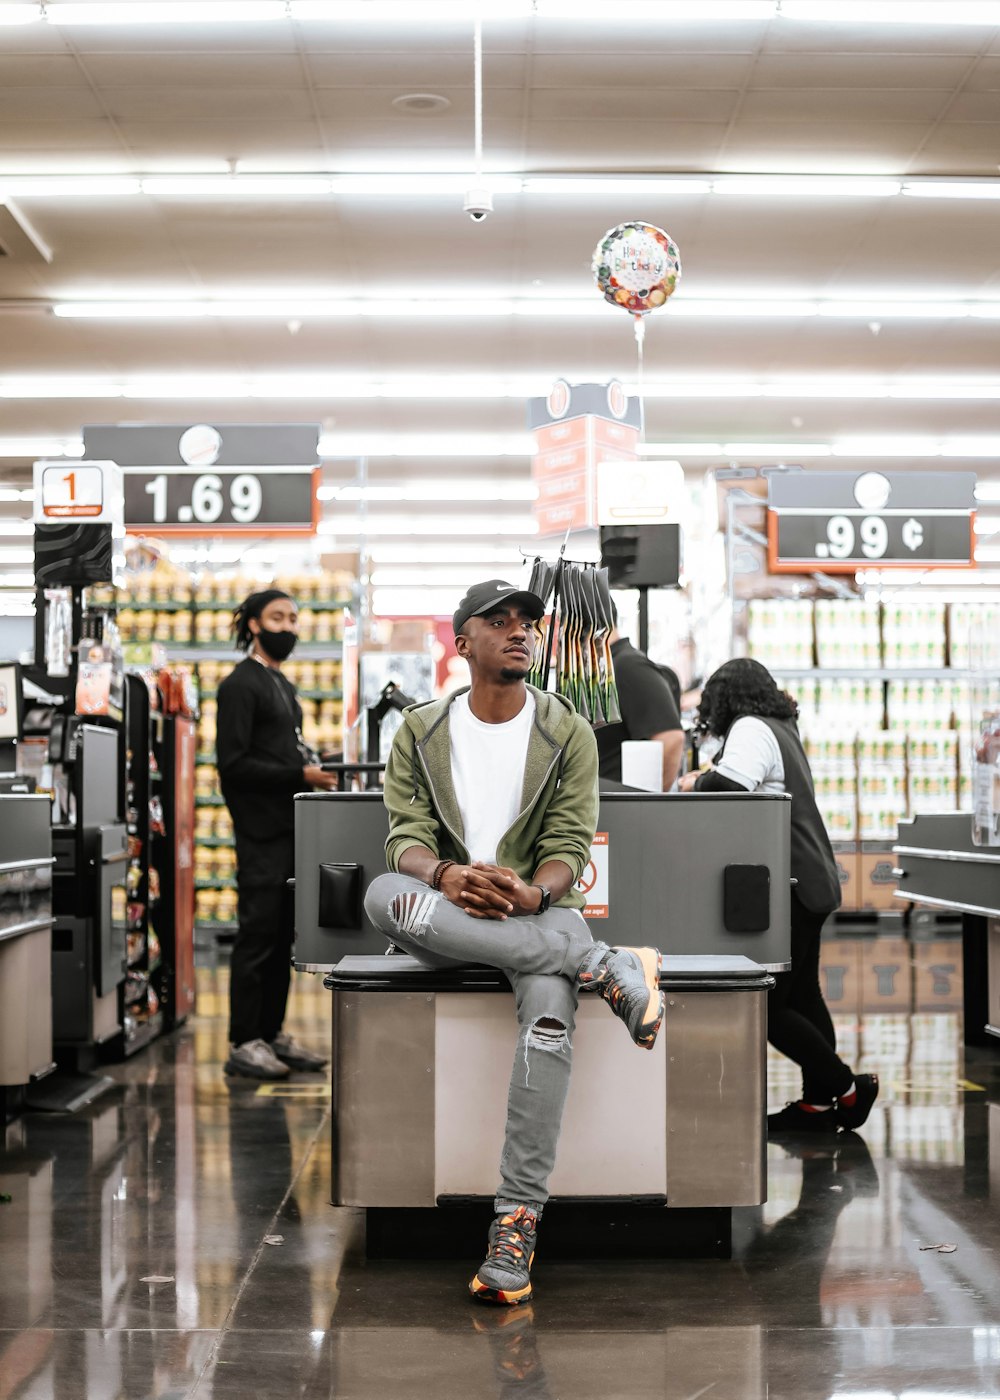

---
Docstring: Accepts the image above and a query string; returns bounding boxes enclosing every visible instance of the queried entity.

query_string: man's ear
[455,630,469,658]
[248,616,260,637]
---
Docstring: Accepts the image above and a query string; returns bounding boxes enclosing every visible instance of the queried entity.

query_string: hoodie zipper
[414,742,469,862]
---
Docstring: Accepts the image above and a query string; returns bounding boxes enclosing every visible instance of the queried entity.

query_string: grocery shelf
[769,668,974,681]
[169,645,343,660]
[195,878,237,890]
[196,796,226,807]
[192,601,352,613]
[196,836,235,848]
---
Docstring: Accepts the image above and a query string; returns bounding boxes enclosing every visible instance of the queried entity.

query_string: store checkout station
[294,788,791,1256]
[894,812,1000,1047]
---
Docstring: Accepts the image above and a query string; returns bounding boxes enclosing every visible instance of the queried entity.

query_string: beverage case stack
[747,597,975,914]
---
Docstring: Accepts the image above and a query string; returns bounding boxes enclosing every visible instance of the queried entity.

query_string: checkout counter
[295,789,792,1255]
[894,811,1000,1046]
[0,793,56,1113]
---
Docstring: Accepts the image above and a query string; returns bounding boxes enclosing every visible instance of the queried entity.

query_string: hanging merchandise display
[526,553,620,727]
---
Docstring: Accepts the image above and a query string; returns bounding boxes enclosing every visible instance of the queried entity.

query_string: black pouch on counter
[318,863,363,929]
[723,864,771,934]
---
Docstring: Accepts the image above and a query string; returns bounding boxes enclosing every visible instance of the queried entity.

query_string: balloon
[592,221,681,318]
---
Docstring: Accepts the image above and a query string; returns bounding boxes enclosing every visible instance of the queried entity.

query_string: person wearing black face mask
[217,588,338,1080]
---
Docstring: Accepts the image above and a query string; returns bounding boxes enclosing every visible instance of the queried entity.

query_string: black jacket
[216,657,305,842]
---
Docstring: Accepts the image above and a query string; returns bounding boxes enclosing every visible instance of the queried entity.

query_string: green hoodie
[383,684,599,910]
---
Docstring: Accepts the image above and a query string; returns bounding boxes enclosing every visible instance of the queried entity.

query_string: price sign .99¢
[123,467,317,535]
[768,509,974,573]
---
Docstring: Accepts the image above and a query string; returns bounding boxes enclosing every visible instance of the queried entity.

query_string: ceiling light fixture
[45,2,288,22]
[10,372,1000,402]
[3,170,1000,202]
[48,296,1000,323]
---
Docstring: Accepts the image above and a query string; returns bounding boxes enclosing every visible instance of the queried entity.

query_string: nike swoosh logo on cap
[496,584,511,590]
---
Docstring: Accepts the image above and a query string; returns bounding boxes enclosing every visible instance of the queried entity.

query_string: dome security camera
[463,188,493,221]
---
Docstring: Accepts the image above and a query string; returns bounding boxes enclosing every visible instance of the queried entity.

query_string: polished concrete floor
[2,951,1000,1400]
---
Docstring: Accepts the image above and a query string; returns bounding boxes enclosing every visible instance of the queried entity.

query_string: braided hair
[232,588,293,651]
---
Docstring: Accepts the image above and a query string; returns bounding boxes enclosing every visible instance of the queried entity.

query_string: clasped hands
[438,861,541,920]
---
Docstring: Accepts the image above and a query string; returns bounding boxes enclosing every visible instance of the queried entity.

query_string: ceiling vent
[391,93,451,114]
[0,200,52,265]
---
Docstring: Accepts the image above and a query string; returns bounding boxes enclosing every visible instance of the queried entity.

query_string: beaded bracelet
[431,859,456,891]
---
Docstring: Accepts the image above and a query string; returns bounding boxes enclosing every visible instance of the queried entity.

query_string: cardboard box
[819,936,862,1015]
[859,936,912,1012]
[857,845,901,912]
[912,938,963,1013]
[832,845,859,911]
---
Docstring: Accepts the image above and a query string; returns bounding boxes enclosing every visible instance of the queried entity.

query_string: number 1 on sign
[62,472,76,503]
[144,474,168,523]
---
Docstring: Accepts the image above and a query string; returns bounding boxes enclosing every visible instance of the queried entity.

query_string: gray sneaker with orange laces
[469,1205,538,1306]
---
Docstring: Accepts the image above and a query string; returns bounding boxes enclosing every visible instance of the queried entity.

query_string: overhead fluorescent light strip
[9,372,1000,401]
[48,297,1000,323]
[4,171,1000,202]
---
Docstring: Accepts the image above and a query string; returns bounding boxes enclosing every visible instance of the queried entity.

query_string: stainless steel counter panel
[294,790,792,971]
[0,794,55,1087]
[895,811,1000,920]
[325,954,770,1211]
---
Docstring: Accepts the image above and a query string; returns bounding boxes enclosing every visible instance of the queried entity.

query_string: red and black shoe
[767,1101,839,1135]
[835,1073,880,1130]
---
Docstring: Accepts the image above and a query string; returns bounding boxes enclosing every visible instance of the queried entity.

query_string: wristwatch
[532,883,551,915]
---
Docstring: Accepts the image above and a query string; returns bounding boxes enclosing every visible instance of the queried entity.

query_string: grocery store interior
[3,3,1000,1398]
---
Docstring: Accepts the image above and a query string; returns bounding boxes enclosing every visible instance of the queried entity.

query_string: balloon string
[634,313,646,443]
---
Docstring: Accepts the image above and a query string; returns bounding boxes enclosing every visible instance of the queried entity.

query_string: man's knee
[515,974,577,1035]
[363,873,407,928]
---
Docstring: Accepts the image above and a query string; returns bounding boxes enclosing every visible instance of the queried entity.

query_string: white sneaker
[269,1031,328,1072]
[224,1038,291,1080]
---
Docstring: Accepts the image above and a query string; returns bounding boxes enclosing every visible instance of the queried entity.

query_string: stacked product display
[748,596,977,914]
[114,561,354,938]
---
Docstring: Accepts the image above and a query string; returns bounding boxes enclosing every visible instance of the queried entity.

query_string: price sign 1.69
[768,509,974,573]
[123,467,317,534]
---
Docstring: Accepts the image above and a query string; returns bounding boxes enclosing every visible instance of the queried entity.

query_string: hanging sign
[81,424,320,535]
[767,471,976,573]
[528,383,641,538]
[33,460,123,525]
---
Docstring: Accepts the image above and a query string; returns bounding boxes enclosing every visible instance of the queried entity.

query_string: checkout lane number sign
[577,831,609,918]
[37,463,105,518]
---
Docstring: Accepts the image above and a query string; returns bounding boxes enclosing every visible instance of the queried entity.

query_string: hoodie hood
[400,684,578,747]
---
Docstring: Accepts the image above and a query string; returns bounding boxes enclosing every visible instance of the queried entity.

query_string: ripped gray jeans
[363,872,609,1216]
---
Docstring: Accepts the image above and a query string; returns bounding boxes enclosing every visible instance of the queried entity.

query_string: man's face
[249,596,299,638]
[456,604,537,682]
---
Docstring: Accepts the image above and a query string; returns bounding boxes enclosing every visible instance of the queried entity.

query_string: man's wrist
[530,883,551,914]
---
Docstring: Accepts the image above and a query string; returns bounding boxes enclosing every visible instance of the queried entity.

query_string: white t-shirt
[449,691,536,863]
[714,716,786,795]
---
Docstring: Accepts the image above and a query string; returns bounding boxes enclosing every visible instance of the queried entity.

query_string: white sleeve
[714,717,784,792]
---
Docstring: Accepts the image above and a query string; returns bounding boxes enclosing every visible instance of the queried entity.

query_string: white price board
[33,460,123,526]
[597,460,684,525]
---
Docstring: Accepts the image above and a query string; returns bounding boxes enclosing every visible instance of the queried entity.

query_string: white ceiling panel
[0,8,996,535]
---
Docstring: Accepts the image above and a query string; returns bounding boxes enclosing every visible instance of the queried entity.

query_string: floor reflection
[0,950,999,1399]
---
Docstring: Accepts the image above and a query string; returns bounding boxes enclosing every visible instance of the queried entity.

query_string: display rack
[119,673,166,1054]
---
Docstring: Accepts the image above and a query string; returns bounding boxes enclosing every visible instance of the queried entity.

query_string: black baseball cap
[453,579,546,635]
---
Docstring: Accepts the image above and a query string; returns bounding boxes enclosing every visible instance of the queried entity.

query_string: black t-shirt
[216,657,307,842]
[596,638,683,783]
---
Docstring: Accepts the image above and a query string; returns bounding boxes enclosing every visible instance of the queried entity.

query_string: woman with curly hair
[679,658,878,1135]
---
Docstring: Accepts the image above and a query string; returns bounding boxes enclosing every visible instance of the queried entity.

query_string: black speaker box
[599,523,681,588]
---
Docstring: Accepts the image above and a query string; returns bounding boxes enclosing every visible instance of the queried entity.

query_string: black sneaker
[469,1206,538,1306]
[768,1101,838,1135]
[835,1073,879,1130]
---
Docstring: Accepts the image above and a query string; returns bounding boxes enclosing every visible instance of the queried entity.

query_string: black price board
[768,509,974,573]
[123,467,318,534]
